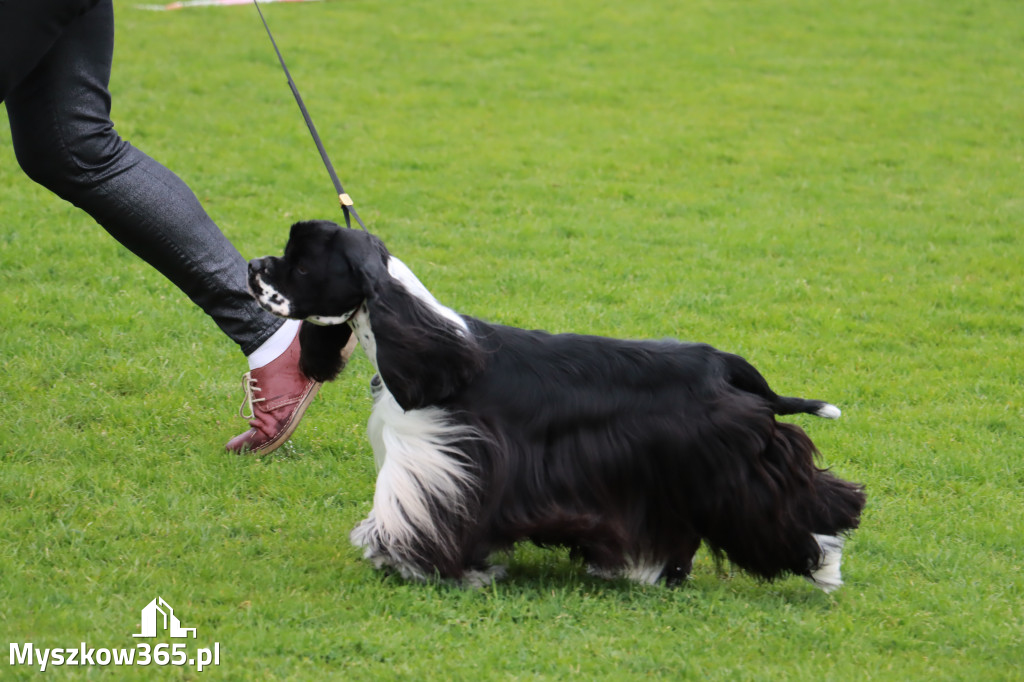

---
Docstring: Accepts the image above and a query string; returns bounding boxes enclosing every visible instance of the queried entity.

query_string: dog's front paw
[350,515,394,571]
[350,513,378,549]
[350,516,433,582]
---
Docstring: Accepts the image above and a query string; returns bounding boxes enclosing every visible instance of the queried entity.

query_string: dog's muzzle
[247,258,295,319]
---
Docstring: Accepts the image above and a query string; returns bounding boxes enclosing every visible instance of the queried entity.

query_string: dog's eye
[296,265,309,276]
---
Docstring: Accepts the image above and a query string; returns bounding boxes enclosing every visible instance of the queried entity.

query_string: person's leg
[0,0,101,102]
[3,0,345,452]
[5,0,281,353]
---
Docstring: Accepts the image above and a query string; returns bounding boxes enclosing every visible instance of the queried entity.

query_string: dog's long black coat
[249,220,865,590]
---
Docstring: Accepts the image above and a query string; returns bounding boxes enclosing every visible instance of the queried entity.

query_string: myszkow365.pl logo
[9,597,221,673]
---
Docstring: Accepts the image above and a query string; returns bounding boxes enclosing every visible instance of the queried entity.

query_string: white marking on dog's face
[250,273,294,318]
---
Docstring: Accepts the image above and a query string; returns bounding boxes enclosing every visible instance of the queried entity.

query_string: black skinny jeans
[1,0,282,355]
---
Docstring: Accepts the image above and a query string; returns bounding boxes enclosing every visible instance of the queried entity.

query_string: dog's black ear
[299,323,355,382]
[365,280,485,411]
[332,229,391,289]
[312,226,484,408]
[372,305,485,410]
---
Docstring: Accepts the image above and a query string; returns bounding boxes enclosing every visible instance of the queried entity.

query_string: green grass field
[2,0,1022,678]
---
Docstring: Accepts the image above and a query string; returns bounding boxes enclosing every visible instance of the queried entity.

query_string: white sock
[247,319,300,370]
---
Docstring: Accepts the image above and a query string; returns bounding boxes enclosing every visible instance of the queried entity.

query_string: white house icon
[132,597,197,638]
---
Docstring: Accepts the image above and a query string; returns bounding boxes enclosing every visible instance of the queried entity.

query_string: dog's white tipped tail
[815,403,842,420]
[807,534,845,593]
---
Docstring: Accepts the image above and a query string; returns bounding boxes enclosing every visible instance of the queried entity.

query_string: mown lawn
[1,0,1021,679]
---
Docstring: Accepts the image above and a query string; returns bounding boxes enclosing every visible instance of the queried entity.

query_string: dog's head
[251,220,486,409]
[248,220,388,325]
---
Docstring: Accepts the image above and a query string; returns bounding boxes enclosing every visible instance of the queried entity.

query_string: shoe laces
[238,371,266,420]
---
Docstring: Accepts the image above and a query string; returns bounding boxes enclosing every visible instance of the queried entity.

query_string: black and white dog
[249,220,865,591]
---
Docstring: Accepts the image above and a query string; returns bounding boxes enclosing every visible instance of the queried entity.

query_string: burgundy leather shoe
[225,328,320,455]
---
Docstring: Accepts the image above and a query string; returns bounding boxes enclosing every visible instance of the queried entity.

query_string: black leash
[253,0,366,230]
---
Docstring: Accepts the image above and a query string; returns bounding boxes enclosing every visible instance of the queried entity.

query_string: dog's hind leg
[693,423,864,591]
[801,468,865,592]
[660,534,702,586]
[806,534,845,593]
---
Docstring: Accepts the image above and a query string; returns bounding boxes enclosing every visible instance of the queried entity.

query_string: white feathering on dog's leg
[362,389,479,550]
[815,403,842,419]
[808,534,845,593]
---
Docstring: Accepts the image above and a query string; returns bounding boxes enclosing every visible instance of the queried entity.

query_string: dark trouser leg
[0,0,101,100]
[4,0,281,354]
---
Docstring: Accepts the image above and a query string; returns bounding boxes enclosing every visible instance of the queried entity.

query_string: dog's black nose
[249,258,266,276]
